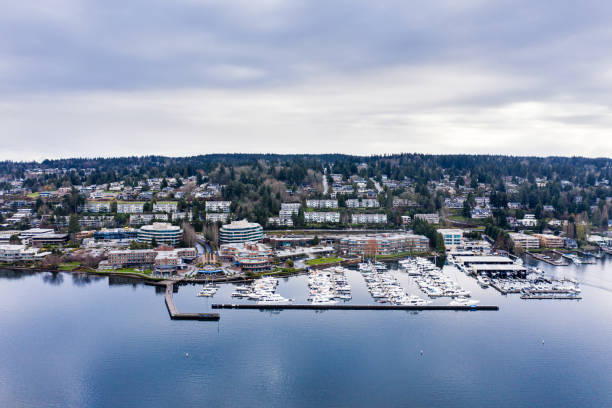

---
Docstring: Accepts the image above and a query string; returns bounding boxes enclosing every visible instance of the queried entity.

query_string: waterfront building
[338,233,429,257]
[153,202,178,213]
[437,229,463,248]
[138,223,182,246]
[117,202,145,214]
[219,242,272,273]
[304,212,340,223]
[107,247,196,275]
[509,233,540,249]
[0,244,41,262]
[533,233,564,248]
[351,213,387,224]
[219,219,263,243]
[205,201,231,213]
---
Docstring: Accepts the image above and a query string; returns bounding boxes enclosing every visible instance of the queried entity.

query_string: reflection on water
[42,271,64,285]
[0,259,611,408]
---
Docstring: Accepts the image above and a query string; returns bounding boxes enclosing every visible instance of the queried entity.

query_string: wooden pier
[212,303,499,311]
[163,281,220,321]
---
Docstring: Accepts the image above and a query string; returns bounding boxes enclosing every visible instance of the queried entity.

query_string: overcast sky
[2,0,612,160]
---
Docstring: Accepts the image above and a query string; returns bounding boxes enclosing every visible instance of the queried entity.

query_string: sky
[2,0,612,161]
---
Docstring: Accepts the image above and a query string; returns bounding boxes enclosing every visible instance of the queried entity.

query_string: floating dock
[212,304,498,311]
[163,281,220,321]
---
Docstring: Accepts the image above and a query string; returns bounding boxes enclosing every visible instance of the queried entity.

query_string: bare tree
[182,222,198,247]
[42,254,62,270]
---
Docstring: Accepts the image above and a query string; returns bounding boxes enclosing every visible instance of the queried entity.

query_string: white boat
[448,297,480,307]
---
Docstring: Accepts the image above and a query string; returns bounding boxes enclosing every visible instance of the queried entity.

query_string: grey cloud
[2,1,612,158]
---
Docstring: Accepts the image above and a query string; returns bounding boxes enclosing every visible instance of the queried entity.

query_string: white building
[437,229,463,248]
[346,199,380,208]
[117,202,144,214]
[351,213,387,224]
[306,199,338,209]
[268,217,294,227]
[509,233,540,249]
[0,244,41,262]
[206,201,231,213]
[519,214,538,227]
[280,203,301,214]
[304,212,340,223]
[137,223,182,246]
[85,200,111,213]
[206,213,230,223]
[130,214,155,225]
[153,202,178,213]
[219,219,263,243]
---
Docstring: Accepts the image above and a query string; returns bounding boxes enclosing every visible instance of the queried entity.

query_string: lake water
[1,257,611,407]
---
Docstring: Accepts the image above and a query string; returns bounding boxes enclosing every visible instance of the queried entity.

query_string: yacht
[448,297,480,307]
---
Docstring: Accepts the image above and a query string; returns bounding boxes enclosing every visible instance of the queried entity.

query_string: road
[372,178,383,193]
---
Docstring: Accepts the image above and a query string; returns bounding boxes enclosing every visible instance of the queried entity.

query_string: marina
[1,254,611,407]
[212,303,498,311]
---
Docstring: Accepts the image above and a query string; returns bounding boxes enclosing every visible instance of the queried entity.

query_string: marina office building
[437,229,463,249]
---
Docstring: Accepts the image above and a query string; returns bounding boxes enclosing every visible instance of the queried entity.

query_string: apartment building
[304,212,340,223]
[153,202,178,213]
[205,201,231,213]
[533,233,564,248]
[351,213,387,224]
[509,233,540,249]
[345,199,380,208]
[206,213,230,223]
[117,202,144,214]
[306,199,338,209]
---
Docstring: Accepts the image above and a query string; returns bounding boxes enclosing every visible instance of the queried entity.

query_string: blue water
[1,258,611,408]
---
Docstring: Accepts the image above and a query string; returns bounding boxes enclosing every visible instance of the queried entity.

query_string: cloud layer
[2,0,612,160]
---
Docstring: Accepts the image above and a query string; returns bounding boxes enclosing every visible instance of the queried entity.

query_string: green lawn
[58,262,80,271]
[27,192,40,199]
[305,257,344,266]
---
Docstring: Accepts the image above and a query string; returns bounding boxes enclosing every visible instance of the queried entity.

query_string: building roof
[457,255,514,264]
[221,219,262,230]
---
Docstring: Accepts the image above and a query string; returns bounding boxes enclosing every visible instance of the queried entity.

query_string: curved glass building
[219,219,263,244]
[138,222,182,246]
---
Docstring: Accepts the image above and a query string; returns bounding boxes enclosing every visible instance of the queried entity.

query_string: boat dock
[163,281,220,321]
[526,251,569,266]
[212,304,499,311]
